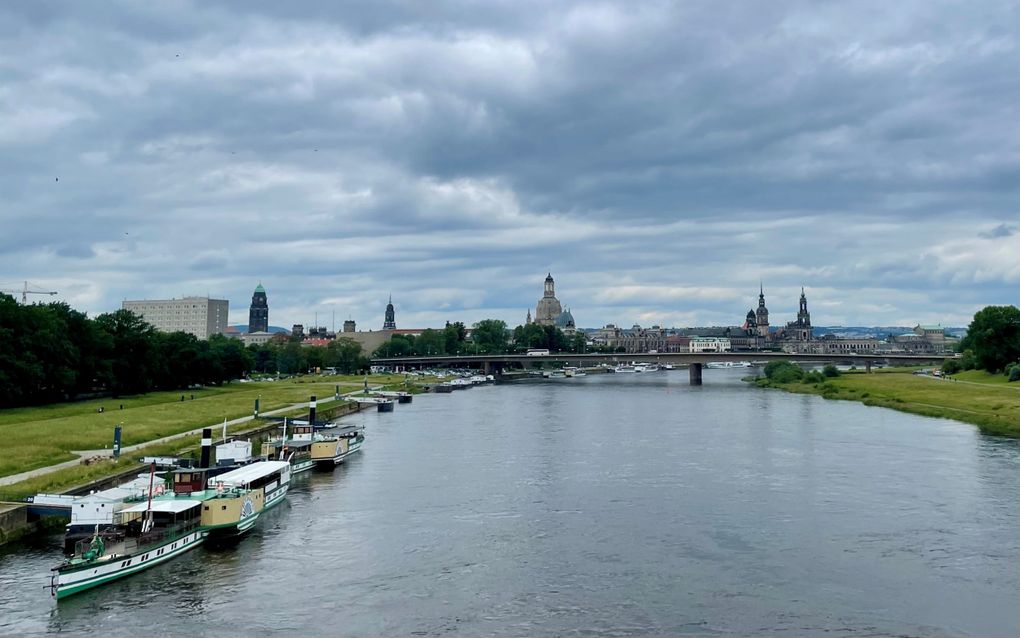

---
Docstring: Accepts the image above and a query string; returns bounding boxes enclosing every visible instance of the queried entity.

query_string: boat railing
[71,519,200,562]
[135,519,200,550]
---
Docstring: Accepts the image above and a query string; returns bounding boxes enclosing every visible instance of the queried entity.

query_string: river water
[1,370,1018,637]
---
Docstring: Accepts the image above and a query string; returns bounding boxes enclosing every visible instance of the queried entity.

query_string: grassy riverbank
[752,368,1020,437]
[0,433,207,501]
[0,374,416,478]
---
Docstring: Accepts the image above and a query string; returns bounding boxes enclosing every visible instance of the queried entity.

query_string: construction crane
[0,281,59,304]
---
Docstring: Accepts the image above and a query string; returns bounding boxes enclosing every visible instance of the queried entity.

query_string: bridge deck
[372,352,947,366]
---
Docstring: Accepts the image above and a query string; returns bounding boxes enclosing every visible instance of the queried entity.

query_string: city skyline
[1,2,1016,329]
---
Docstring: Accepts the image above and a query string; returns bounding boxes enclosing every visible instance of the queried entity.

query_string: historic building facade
[248,283,269,333]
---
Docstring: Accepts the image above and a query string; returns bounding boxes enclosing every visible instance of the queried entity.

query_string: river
[1,369,1017,637]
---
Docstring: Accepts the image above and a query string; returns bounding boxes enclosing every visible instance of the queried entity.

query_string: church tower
[248,283,268,333]
[535,273,563,327]
[794,287,812,340]
[755,283,769,338]
[797,287,811,327]
[383,295,396,330]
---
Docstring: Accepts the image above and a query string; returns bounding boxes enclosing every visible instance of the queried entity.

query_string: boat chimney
[308,395,317,425]
[200,427,213,468]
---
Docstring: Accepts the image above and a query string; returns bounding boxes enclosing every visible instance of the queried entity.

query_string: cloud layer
[1,1,1017,329]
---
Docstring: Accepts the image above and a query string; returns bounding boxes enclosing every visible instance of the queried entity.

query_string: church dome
[555,309,575,328]
[746,310,755,320]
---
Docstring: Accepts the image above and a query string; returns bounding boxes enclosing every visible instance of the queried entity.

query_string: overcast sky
[1,1,1017,331]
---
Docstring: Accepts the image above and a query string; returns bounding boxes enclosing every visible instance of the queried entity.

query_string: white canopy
[120,499,202,514]
[209,461,289,488]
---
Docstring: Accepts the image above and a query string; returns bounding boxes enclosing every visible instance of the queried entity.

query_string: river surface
[1,370,1018,637]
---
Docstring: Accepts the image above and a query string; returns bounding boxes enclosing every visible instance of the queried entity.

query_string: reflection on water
[1,369,1017,637]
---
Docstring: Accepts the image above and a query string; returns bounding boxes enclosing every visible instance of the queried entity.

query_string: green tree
[414,329,446,356]
[0,294,49,405]
[443,321,467,354]
[249,343,277,374]
[209,334,253,381]
[940,359,962,375]
[155,331,202,388]
[374,335,413,358]
[276,341,308,374]
[959,305,1020,372]
[565,332,588,353]
[512,323,547,349]
[94,309,161,395]
[305,345,326,372]
[51,302,112,395]
[472,319,509,353]
[326,337,367,373]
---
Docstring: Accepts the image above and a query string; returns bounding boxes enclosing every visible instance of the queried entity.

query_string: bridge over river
[371,352,950,385]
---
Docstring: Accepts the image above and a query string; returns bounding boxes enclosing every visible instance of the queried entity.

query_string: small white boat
[705,361,751,369]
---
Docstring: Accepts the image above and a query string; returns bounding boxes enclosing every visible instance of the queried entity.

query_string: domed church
[534,273,562,326]
[532,273,576,334]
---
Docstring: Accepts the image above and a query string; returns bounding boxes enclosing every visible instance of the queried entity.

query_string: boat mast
[143,462,155,533]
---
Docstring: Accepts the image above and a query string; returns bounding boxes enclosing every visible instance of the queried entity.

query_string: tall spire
[383,295,396,330]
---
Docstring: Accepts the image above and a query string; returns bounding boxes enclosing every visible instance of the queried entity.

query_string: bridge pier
[689,363,703,386]
[483,361,491,375]
[865,360,872,374]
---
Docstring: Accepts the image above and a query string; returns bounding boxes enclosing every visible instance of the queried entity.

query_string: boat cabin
[115,500,203,540]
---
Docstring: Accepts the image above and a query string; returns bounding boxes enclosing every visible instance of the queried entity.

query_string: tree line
[0,295,254,407]
[247,336,369,376]
[0,293,373,408]
[371,319,598,358]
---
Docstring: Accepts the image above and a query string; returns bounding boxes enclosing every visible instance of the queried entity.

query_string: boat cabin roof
[120,499,202,514]
[210,460,288,487]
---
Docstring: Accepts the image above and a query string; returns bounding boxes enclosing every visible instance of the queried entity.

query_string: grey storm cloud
[0,0,1017,329]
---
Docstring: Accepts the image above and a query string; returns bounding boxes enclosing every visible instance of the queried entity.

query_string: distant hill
[228,325,290,334]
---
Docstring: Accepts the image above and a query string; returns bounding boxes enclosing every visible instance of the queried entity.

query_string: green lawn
[0,374,417,478]
[0,433,207,501]
[756,369,1020,437]
[953,369,1019,386]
